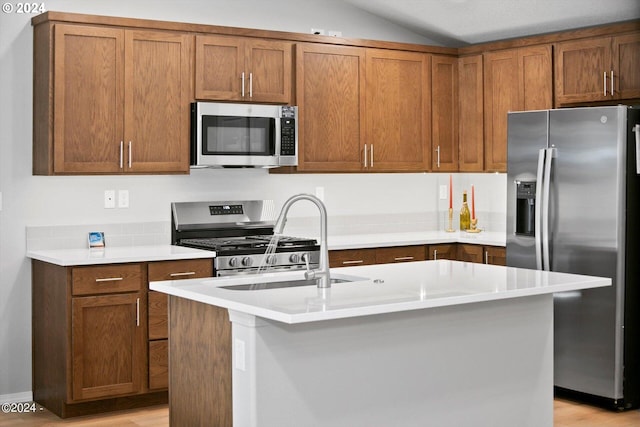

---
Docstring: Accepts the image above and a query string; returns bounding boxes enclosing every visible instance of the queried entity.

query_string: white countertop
[327,230,505,250]
[26,245,214,266]
[150,260,609,324]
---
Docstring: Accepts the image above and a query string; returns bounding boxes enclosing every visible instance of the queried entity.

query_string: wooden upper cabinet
[37,24,192,175]
[125,30,192,173]
[483,45,552,172]
[295,43,366,172]
[555,33,640,105]
[458,54,484,172]
[52,25,124,174]
[195,35,292,103]
[431,55,458,171]
[365,49,431,171]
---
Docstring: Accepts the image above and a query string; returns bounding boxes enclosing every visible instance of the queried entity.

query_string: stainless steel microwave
[191,102,298,168]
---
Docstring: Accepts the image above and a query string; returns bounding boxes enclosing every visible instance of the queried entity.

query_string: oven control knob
[289,253,300,263]
[301,253,309,262]
[266,254,277,265]
[228,257,239,267]
[242,257,253,267]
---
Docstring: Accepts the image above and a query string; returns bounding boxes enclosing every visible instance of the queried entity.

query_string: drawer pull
[394,256,414,261]
[169,271,196,277]
[342,260,364,265]
[95,277,123,283]
[136,298,140,327]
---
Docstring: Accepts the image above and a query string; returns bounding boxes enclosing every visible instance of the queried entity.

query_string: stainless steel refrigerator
[506,105,640,410]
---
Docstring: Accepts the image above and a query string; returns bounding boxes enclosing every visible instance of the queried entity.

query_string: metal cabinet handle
[249,72,253,98]
[241,72,245,97]
[120,141,124,169]
[364,144,368,168]
[342,260,364,265]
[611,70,614,96]
[433,249,437,260]
[604,71,607,96]
[95,277,123,283]
[394,256,414,261]
[436,145,441,168]
[371,144,374,168]
[136,297,140,327]
[484,251,489,264]
[169,271,196,277]
[128,141,132,168]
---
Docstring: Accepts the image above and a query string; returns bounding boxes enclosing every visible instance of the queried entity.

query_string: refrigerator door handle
[634,124,640,174]
[535,148,546,270]
[541,147,556,271]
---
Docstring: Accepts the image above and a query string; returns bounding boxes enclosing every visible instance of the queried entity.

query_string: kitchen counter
[153,261,608,427]
[26,244,214,266]
[327,230,506,250]
[150,260,606,324]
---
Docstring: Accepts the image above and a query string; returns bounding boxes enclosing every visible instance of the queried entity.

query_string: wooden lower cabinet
[427,244,458,260]
[31,257,213,418]
[458,244,506,265]
[329,245,426,268]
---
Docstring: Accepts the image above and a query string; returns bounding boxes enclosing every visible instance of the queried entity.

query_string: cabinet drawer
[148,291,168,340]
[72,264,144,296]
[375,245,426,264]
[329,249,377,268]
[149,340,168,390]
[147,259,213,282]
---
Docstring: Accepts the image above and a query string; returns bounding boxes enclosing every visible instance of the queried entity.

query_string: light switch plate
[104,190,115,209]
[118,190,129,208]
[439,185,448,200]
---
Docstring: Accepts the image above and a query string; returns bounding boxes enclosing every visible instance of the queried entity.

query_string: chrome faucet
[274,193,331,288]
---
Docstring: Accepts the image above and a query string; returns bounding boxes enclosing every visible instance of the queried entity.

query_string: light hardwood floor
[0,399,639,426]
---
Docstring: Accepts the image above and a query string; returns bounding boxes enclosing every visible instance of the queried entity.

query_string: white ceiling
[342,0,640,46]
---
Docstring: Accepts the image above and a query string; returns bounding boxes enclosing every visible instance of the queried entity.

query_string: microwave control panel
[280,118,296,156]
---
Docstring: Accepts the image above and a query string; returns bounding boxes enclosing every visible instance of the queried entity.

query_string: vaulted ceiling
[342,0,640,46]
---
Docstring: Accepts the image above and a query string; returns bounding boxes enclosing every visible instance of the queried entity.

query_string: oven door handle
[234,221,276,228]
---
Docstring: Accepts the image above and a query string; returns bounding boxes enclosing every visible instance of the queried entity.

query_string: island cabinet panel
[458,55,484,172]
[365,49,431,171]
[195,35,292,103]
[555,33,640,105]
[483,45,552,172]
[169,296,232,427]
[431,55,458,171]
[295,43,366,172]
[146,259,213,391]
[34,22,192,175]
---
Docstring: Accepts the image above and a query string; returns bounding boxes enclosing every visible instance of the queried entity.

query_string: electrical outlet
[311,28,325,35]
[328,30,342,37]
[104,190,115,209]
[439,185,448,200]
[118,190,129,208]
[315,186,325,201]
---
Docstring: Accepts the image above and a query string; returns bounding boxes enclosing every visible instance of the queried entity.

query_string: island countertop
[149,260,610,324]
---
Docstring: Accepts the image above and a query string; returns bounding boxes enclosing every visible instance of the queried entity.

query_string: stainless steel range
[172,200,320,276]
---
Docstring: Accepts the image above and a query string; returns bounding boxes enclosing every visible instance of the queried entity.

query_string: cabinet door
[484,246,506,266]
[555,37,612,104]
[365,49,431,171]
[246,39,292,103]
[296,44,366,171]
[520,45,553,111]
[613,33,640,100]
[375,246,426,264]
[457,244,484,263]
[124,30,192,173]
[329,248,376,268]
[195,35,244,100]
[431,55,458,171]
[71,293,145,401]
[428,244,457,260]
[53,24,124,173]
[458,55,484,172]
[483,49,518,172]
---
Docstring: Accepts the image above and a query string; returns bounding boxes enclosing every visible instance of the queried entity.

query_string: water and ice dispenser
[515,181,536,236]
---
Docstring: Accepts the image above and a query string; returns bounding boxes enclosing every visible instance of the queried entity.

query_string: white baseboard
[0,391,33,404]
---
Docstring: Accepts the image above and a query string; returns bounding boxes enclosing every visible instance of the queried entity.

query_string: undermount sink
[220,275,369,291]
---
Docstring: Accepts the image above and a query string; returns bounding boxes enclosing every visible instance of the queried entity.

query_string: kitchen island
[150,260,609,427]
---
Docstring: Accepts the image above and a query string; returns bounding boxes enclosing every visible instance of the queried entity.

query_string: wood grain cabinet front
[195,35,292,103]
[555,33,640,105]
[33,23,192,175]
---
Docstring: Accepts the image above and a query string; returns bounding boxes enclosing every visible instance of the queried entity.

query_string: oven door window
[202,116,275,156]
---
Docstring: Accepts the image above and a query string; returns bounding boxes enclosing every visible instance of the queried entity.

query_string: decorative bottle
[459,190,471,231]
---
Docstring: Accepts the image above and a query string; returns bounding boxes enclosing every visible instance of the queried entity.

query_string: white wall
[0,0,505,399]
